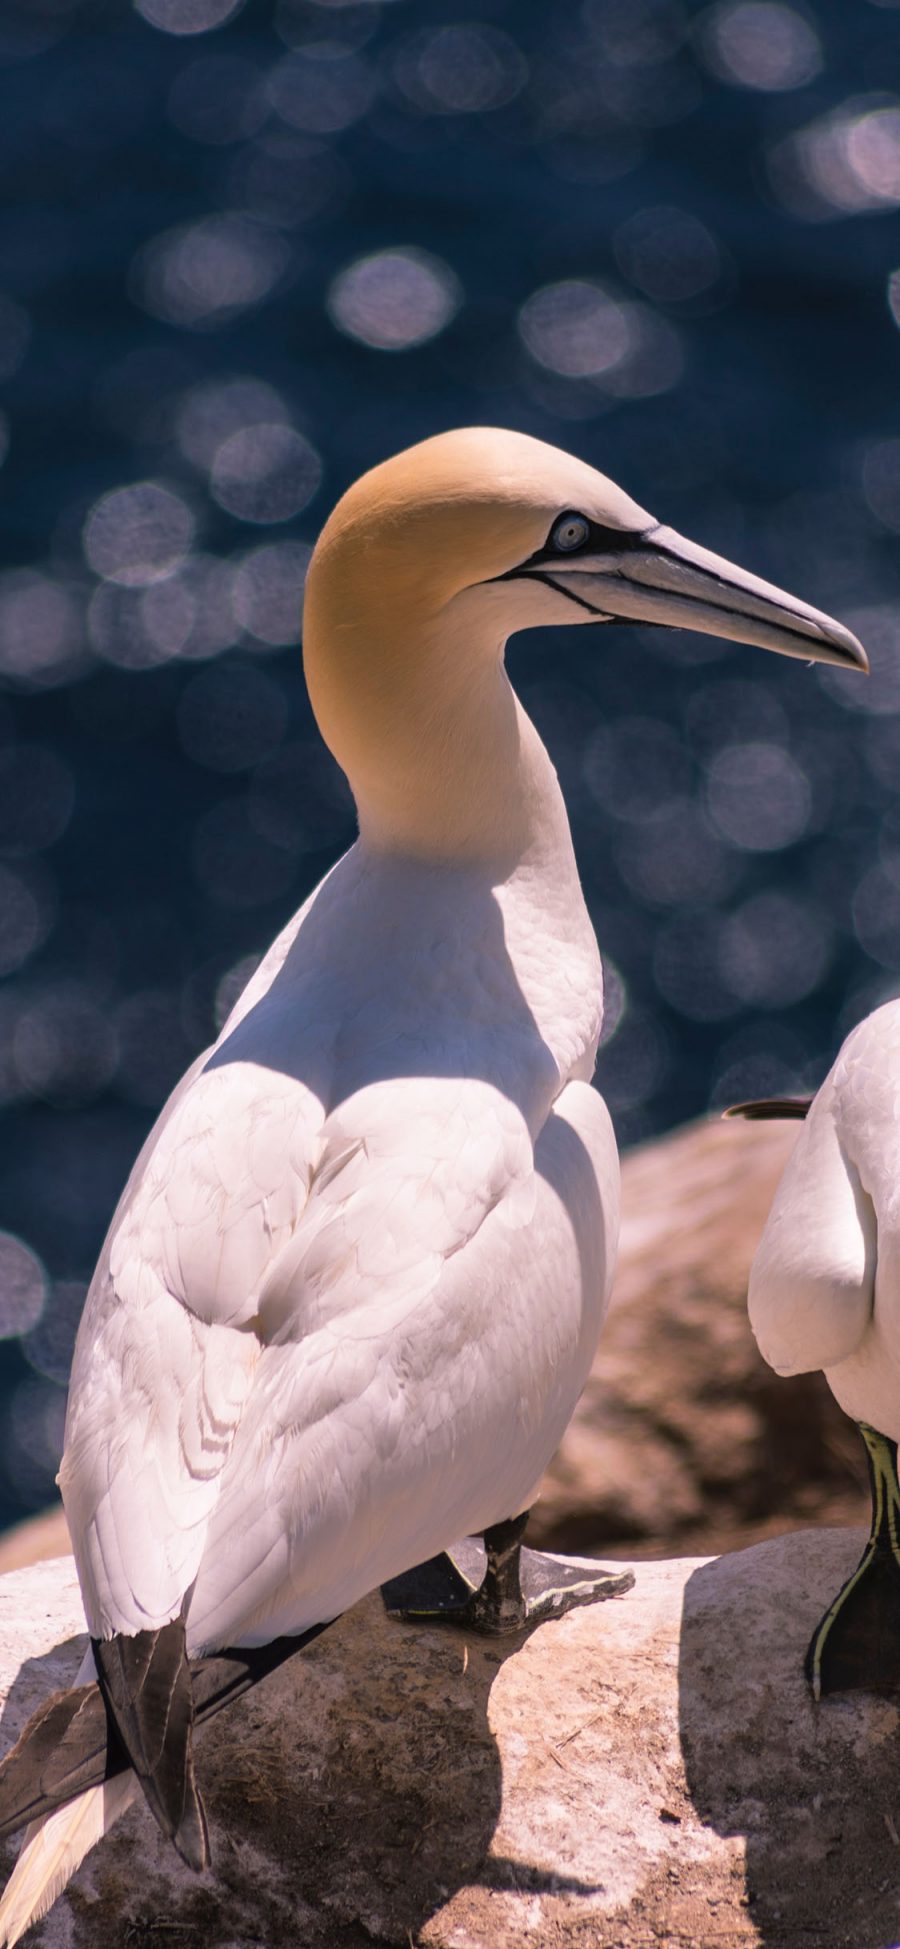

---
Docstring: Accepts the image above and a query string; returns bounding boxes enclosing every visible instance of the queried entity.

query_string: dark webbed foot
[382,1513,634,1636]
[807,1422,900,1700]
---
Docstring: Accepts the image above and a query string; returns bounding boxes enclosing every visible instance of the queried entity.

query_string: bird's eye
[550,513,590,554]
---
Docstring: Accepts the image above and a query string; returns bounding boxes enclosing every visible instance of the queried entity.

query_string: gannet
[735,1001,900,1700]
[0,427,867,1943]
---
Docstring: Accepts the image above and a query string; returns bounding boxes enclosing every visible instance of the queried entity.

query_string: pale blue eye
[551,513,590,553]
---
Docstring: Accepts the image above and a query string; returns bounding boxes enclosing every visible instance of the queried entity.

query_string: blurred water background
[0,0,898,1530]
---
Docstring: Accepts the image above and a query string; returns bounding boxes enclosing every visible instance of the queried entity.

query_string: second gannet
[737,1002,900,1700]
[0,427,867,1943]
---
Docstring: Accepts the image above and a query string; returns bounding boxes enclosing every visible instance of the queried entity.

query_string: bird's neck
[304,612,576,878]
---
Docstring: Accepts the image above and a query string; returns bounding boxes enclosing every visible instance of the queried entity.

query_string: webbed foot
[807,1422,900,1700]
[382,1513,634,1636]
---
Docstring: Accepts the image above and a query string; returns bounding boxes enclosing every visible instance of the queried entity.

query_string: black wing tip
[0,1681,107,1840]
[94,1620,209,1864]
[0,1621,334,1847]
[172,1787,211,1873]
[722,1096,813,1122]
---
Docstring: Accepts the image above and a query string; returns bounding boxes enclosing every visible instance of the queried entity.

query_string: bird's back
[61,837,612,1650]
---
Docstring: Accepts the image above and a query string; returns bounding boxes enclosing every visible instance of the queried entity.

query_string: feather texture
[0,1626,329,1844]
[748,1004,900,1427]
[92,1620,207,1870]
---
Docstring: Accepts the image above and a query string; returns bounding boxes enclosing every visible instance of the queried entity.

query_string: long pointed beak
[538,523,869,673]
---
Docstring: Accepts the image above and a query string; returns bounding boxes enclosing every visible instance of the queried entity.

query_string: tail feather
[0,1683,111,1841]
[0,1622,331,1845]
[93,1623,208,1872]
[0,1773,138,1948]
[0,1614,334,1938]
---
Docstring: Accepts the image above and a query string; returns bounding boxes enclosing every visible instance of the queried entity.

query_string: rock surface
[0,1115,869,1578]
[2,1530,900,1949]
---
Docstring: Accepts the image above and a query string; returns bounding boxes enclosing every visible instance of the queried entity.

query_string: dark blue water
[0,0,899,1527]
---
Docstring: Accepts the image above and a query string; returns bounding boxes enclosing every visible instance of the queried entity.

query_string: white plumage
[63,843,617,1650]
[749,1003,900,1432]
[0,425,867,1941]
[746,1003,900,1700]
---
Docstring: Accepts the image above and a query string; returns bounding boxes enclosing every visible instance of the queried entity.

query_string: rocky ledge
[0,1528,897,1949]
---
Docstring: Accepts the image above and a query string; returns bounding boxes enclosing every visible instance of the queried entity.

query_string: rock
[533,1114,869,1556]
[1,1116,869,1575]
[0,1512,70,1579]
[1,1529,898,1949]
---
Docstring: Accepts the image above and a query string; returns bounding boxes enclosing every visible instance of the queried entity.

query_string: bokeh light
[209,423,322,524]
[133,215,288,329]
[227,130,350,228]
[595,1005,670,1112]
[232,542,311,647]
[135,0,245,34]
[701,2,822,92]
[614,206,727,306]
[5,1375,67,1506]
[0,1233,46,1339]
[709,1022,813,1111]
[393,25,527,115]
[861,438,900,533]
[817,605,900,715]
[0,863,56,975]
[706,742,812,852]
[23,1279,86,1386]
[328,248,462,350]
[889,268,900,328]
[175,376,290,470]
[518,279,682,398]
[0,571,84,686]
[14,984,118,1106]
[145,556,240,662]
[613,799,740,908]
[854,866,900,968]
[582,0,687,67]
[520,281,631,379]
[83,482,194,587]
[718,891,832,1006]
[584,718,693,823]
[267,45,375,133]
[769,98,900,220]
[654,911,741,1022]
[214,951,259,1029]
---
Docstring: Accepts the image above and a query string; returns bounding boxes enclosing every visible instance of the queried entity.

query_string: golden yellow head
[300,425,867,858]
[304,424,866,680]
[305,425,649,630]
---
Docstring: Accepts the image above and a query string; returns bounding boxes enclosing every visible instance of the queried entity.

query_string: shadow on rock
[184,1593,611,1949]
[0,1585,597,1949]
[678,1529,900,1949]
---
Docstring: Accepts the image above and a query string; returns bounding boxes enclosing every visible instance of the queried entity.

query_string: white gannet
[735,1001,900,1700]
[0,426,867,1943]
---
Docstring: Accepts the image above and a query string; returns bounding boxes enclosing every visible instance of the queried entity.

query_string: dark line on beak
[521,570,611,618]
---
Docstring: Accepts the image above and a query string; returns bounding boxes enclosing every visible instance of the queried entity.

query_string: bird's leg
[381,1512,633,1635]
[463,1514,531,1633]
[806,1421,900,1700]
